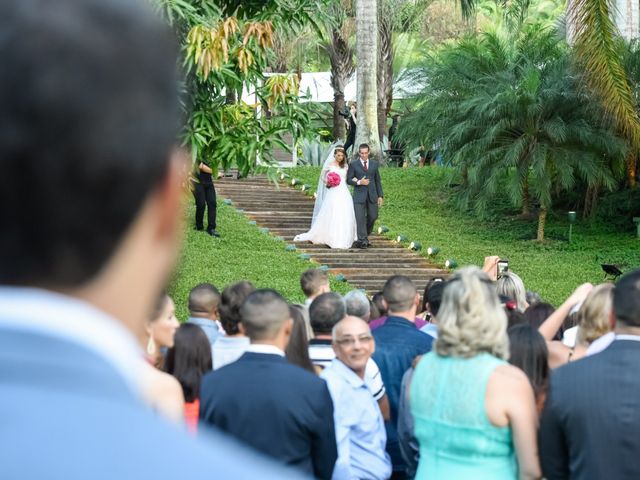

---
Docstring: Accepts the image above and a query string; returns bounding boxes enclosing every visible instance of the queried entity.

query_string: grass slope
[169,201,351,320]
[289,166,640,306]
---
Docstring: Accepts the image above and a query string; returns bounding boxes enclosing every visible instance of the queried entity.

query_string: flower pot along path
[216,175,449,295]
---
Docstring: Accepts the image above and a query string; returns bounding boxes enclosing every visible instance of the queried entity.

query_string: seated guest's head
[576,283,614,345]
[508,324,548,402]
[309,292,346,336]
[506,308,526,329]
[300,269,330,300]
[164,323,212,402]
[344,290,371,322]
[382,275,419,319]
[0,0,182,337]
[420,277,445,314]
[332,316,375,377]
[436,267,509,359]
[371,292,387,319]
[613,269,640,330]
[425,280,446,321]
[146,293,180,367]
[285,305,316,373]
[524,303,560,340]
[496,272,528,312]
[219,281,255,336]
[240,290,292,350]
[188,283,221,320]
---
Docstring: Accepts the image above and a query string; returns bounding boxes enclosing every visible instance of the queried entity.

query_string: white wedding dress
[294,165,357,249]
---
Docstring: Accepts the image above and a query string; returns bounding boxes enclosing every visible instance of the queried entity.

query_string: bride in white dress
[294,146,357,249]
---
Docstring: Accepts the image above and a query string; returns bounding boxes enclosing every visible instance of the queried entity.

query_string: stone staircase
[216,175,448,295]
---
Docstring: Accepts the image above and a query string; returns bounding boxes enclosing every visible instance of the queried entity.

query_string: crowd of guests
[141,262,639,480]
[4,1,640,479]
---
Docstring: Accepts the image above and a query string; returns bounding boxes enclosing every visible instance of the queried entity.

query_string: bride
[294,145,357,249]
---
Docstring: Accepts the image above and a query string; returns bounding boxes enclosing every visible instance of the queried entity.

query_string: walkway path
[216,175,448,295]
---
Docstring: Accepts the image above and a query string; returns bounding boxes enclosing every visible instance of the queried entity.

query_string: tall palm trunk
[356,0,381,159]
[328,29,355,141]
[377,12,393,143]
[537,206,547,242]
[522,177,531,216]
[627,152,637,188]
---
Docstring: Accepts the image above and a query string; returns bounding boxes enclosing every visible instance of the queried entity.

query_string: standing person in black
[192,160,219,237]
[343,102,357,156]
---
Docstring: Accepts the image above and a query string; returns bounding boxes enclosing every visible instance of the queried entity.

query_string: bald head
[331,316,374,377]
[332,315,370,340]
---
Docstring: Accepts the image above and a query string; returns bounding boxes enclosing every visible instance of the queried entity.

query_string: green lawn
[168,201,351,320]
[288,166,640,306]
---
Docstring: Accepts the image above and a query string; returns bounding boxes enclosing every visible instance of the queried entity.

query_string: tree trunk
[522,177,530,216]
[583,182,600,217]
[627,152,637,188]
[536,206,547,242]
[377,11,393,144]
[356,0,381,160]
[328,28,355,141]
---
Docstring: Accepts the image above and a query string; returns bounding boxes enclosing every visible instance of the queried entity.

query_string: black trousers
[354,200,378,242]
[193,181,217,231]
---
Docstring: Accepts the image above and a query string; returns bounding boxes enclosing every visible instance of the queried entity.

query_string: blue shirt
[187,316,221,347]
[419,323,438,339]
[321,359,391,480]
[372,315,433,472]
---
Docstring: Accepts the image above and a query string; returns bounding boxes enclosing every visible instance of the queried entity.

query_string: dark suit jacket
[200,352,338,479]
[539,339,640,480]
[347,158,384,203]
[372,316,433,472]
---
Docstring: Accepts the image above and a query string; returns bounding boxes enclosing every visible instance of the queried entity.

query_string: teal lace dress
[410,352,517,480]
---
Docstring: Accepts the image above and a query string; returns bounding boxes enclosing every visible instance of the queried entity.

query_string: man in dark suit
[372,276,433,479]
[347,143,384,248]
[200,289,338,479]
[539,268,640,480]
[191,159,219,237]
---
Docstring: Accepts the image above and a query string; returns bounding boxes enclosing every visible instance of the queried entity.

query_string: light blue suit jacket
[0,326,306,480]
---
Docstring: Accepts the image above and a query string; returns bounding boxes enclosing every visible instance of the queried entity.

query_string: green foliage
[152,0,327,176]
[289,166,640,305]
[398,26,628,239]
[169,200,351,320]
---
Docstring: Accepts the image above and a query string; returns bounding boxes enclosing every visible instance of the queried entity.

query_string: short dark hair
[426,281,446,317]
[164,323,212,403]
[240,289,290,341]
[300,269,329,297]
[219,281,255,335]
[523,303,561,340]
[309,292,346,334]
[359,143,370,152]
[188,283,221,316]
[383,275,417,313]
[507,324,549,400]
[613,269,640,327]
[0,0,179,287]
[371,292,387,318]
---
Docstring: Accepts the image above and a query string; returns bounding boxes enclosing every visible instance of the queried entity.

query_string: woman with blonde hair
[411,267,540,480]
[538,283,613,369]
[496,271,528,312]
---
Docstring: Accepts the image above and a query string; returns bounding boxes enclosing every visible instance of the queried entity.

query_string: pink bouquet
[326,172,341,188]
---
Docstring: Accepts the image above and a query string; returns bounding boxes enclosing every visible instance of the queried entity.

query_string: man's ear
[609,307,617,329]
[238,322,246,335]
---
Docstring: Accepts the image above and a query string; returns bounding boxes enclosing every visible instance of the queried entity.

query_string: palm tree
[355,0,382,159]
[400,27,627,240]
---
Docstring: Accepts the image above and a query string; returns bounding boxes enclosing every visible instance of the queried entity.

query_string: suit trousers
[193,181,217,231]
[354,201,378,242]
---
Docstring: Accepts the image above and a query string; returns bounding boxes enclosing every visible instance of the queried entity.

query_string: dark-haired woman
[285,305,317,374]
[508,324,549,414]
[165,323,212,433]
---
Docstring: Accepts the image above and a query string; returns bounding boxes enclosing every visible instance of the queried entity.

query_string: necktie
[363,160,368,171]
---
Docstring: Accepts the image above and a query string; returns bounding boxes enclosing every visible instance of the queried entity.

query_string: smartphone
[497,259,509,279]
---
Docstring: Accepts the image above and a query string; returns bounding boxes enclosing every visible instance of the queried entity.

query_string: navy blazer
[0,327,303,480]
[539,339,640,480]
[372,316,433,472]
[346,158,384,204]
[200,352,338,479]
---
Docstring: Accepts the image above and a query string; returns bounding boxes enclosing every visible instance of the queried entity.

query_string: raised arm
[538,283,593,341]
